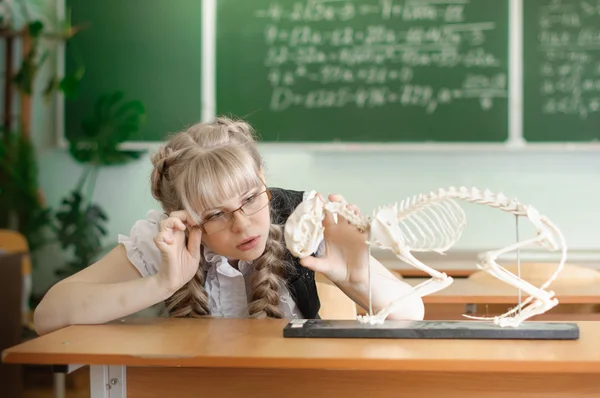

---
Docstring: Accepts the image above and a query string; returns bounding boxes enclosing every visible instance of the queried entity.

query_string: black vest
[269,187,321,319]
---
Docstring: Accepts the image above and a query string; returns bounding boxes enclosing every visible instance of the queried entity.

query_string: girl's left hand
[299,193,370,286]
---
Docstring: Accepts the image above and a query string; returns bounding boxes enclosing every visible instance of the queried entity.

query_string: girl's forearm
[335,259,425,320]
[33,275,172,336]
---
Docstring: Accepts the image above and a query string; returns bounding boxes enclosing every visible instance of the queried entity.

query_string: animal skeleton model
[284,187,567,328]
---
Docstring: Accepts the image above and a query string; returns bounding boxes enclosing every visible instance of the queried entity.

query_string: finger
[187,227,202,259]
[322,209,336,227]
[299,256,328,274]
[328,193,345,203]
[154,231,174,248]
[160,216,187,233]
[169,210,198,227]
[315,192,336,227]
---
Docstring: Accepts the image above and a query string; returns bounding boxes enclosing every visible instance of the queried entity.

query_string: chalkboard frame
[54,0,600,151]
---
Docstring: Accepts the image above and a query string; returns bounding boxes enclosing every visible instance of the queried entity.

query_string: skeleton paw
[356,314,386,325]
[494,316,522,328]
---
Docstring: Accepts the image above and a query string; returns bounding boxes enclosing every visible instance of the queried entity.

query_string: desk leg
[53,373,65,398]
[52,364,85,398]
[90,365,127,398]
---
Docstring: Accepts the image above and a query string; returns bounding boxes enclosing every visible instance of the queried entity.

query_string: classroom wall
[2,0,599,295]
[30,143,600,294]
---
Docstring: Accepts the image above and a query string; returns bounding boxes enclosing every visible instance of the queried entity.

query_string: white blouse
[118,193,323,319]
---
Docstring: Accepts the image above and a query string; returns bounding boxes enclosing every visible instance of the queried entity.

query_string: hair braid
[248,223,290,318]
[164,254,210,317]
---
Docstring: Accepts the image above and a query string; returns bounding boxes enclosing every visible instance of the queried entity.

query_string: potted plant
[53,90,146,278]
[0,2,86,327]
[0,5,85,251]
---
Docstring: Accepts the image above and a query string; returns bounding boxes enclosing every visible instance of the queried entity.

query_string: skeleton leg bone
[496,299,557,328]
[462,236,559,326]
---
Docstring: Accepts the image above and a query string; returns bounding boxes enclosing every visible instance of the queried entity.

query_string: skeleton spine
[397,187,528,220]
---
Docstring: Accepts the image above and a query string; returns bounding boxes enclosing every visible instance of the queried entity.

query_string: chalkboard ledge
[112,141,600,153]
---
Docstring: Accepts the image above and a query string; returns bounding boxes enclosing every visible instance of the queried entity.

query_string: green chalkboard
[65,0,202,142]
[523,0,600,142]
[216,0,509,142]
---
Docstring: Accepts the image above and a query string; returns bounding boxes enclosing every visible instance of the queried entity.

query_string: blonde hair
[150,116,292,318]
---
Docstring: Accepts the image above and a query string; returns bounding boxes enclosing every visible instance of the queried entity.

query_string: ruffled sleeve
[117,210,166,277]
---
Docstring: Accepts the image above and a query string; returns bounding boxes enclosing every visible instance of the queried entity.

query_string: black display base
[283,319,580,340]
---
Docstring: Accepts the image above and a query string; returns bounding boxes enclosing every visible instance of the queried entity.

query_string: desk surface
[3,318,600,374]
[407,278,600,304]
[378,249,600,277]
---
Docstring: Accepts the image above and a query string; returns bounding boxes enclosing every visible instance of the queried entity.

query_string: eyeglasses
[199,189,272,235]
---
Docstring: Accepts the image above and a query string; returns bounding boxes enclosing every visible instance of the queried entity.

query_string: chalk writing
[536,0,600,119]
[253,0,508,113]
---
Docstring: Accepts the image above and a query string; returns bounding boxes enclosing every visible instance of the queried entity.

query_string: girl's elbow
[388,295,425,321]
[32,305,52,336]
[408,296,425,320]
[32,295,67,336]
[399,295,425,320]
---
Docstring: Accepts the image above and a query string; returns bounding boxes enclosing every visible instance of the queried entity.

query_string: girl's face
[199,186,272,263]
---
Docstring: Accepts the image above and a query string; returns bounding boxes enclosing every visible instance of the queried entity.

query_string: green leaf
[68,91,147,166]
[28,21,44,38]
[59,70,84,98]
[0,129,53,253]
[53,190,109,275]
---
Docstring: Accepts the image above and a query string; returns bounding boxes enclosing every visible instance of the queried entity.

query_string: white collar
[202,245,254,275]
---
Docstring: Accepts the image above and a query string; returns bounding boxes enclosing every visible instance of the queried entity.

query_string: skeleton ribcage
[396,197,467,252]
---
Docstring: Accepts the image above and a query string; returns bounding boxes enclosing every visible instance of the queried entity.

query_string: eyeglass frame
[197,188,272,234]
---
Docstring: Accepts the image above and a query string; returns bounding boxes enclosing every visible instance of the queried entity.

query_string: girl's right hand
[153,211,203,294]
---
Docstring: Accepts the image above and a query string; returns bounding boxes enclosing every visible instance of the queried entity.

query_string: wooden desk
[375,248,600,278]
[401,277,600,322]
[3,318,600,398]
[407,278,600,305]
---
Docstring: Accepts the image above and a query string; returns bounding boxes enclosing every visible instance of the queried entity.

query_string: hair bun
[215,116,255,139]
[151,147,174,175]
